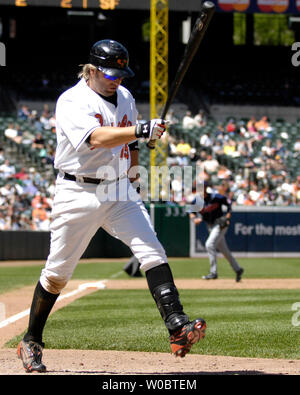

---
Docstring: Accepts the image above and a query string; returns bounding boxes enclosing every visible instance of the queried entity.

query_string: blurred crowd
[0,104,56,231]
[1,103,300,231]
[164,109,300,206]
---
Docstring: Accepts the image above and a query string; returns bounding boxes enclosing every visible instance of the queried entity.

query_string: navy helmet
[89,39,134,79]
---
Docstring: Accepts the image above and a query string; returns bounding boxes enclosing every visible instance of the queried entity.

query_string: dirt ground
[0,260,299,375]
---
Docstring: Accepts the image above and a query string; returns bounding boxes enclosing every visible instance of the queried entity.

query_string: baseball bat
[147,1,215,149]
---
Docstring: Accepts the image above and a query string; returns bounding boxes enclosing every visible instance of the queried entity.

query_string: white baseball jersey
[54,78,138,178]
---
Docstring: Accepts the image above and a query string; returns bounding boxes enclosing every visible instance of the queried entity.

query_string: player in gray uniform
[17,40,206,373]
[189,182,244,281]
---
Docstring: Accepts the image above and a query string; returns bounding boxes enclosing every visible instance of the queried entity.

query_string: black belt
[63,172,122,185]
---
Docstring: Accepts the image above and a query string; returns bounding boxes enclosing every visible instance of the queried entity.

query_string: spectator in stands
[18,105,30,120]
[238,121,247,137]
[22,129,35,145]
[223,139,237,157]
[14,167,28,181]
[166,109,179,125]
[200,131,213,148]
[217,165,232,180]
[175,138,192,166]
[6,123,23,144]
[10,215,22,230]
[247,183,261,204]
[194,109,206,128]
[201,154,219,175]
[182,110,198,129]
[0,211,10,230]
[0,183,15,199]
[19,193,32,213]
[225,119,236,136]
[40,104,52,130]
[211,140,224,158]
[261,139,274,158]
[274,139,285,159]
[0,147,4,162]
[32,203,50,231]
[293,177,300,203]
[4,123,18,140]
[235,140,249,158]
[293,138,300,153]
[255,116,271,133]
[49,113,56,129]
[29,110,44,132]
[19,213,34,230]
[32,132,45,150]
[31,192,51,210]
[247,116,257,133]
[188,148,200,163]
[21,175,38,197]
[215,123,225,140]
[243,193,256,206]
[0,160,16,178]
[41,145,55,165]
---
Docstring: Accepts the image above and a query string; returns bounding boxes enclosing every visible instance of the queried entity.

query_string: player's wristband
[128,140,139,151]
[135,122,150,139]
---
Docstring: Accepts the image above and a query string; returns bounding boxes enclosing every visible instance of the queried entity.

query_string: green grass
[0,257,299,294]
[6,289,300,359]
[2,258,300,359]
[169,257,300,279]
[0,265,44,294]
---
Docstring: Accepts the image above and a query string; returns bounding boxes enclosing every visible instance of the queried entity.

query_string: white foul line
[0,280,107,329]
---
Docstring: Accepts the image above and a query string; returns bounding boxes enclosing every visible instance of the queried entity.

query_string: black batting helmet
[89,39,134,79]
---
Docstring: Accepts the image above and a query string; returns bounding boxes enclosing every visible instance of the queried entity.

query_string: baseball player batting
[17,40,206,373]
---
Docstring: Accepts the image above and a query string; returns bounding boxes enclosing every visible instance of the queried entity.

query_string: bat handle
[147,139,156,149]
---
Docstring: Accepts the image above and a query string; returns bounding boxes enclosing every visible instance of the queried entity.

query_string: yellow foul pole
[150,0,169,201]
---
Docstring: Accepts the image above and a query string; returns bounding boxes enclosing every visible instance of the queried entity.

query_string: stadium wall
[190,206,300,257]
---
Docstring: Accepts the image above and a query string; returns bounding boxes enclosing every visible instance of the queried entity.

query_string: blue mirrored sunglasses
[103,73,120,81]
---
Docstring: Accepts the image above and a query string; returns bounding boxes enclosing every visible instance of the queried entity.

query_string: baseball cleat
[169,318,206,358]
[17,340,46,373]
[236,267,244,282]
[202,273,218,280]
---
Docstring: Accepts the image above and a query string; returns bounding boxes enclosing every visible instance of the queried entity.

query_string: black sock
[23,281,59,345]
[145,263,174,294]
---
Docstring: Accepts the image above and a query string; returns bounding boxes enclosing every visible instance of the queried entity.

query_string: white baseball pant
[40,175,167,294]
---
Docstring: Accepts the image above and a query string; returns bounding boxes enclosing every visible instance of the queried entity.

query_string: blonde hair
[78,64,97,80]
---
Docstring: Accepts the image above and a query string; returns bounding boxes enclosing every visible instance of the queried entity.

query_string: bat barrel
[147,1,215,149]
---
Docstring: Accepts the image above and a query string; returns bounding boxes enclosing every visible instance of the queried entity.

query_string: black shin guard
[146,264,189,333]
[23,281,59,345]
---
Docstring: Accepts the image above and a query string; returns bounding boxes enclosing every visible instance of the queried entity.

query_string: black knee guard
[152,282,189,332]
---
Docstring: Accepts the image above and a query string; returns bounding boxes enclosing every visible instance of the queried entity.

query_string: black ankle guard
[152,283,189,331]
